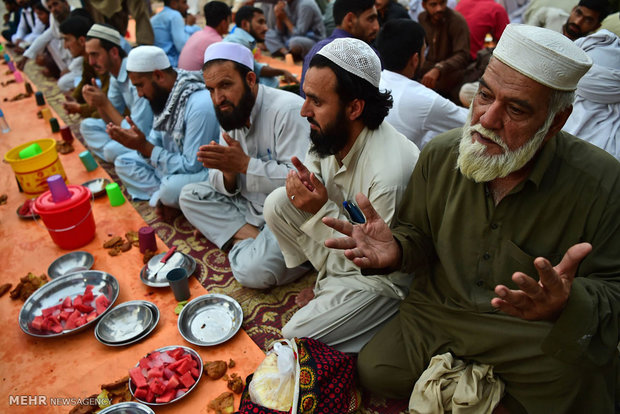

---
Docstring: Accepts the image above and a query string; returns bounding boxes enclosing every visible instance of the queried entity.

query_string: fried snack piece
[108,247,122,256]
[125,231,140,246]
[103,236,123,248]
[0,194,7,205]
[0,283,12,297]
[208,391,234,414]
[55,140,74,154]
[119,241,132,252]
[204,360,228,380]
[143,249,157,264]
[101,375,132,404]
[227,373,244,394]
[228,358,236,368]
[68,393,99,414]
[10,273,47,301]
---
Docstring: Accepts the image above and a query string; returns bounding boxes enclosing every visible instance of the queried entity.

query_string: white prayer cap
[493,24,592,91]
[126,46,171,72]
[203,42,253,71]
[86,24,121,47]
[316,38,381,88]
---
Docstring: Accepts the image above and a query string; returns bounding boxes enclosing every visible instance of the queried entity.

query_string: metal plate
[47,251,95,279]
[177,294,243,346]
[139,252,196,288]
[81,178,111,198]
[95,301,153,343]
[129,345,203,406]
[19,271,119,338]
[98,402,155,414]
[94,301,160,347]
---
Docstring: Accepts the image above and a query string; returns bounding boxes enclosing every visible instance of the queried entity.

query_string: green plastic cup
[105,182,125,206]
[18,143,43,159]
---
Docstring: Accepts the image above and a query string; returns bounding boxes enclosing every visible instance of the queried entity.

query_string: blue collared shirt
[151,6,200,67]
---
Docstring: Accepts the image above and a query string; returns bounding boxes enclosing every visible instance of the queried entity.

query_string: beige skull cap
[87,24,122,47]
[493,23,592,91]
[127,46,171,72]
[317,37,381,88]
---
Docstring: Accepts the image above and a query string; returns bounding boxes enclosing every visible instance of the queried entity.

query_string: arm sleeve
[12,10,29,42]
[107,78,126,115]
[422,95,468,146]
[207,131,232,195]
[437,15,470,72]
[245,107,310,194]
[23,26,52,59]
[121,89,153,136]
[149,94,217,174]
[290,3,316,36]
[170,13,191,54]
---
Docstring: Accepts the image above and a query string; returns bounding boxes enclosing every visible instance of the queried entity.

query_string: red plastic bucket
[33,185,96,250]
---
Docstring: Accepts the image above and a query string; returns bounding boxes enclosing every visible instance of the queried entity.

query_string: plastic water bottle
[0,109,9,133]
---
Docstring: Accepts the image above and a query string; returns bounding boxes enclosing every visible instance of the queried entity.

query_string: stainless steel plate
[47,251,95,279]
[177,294,243,346]
[95,301,153,343]
[19,271,119,338]
[98,402,155,414]
[94,301,159,347]
[139,252,196,288]
[81,178,111,198]
[129,345,203,406]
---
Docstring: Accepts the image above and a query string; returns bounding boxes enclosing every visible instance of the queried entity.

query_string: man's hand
[323,193,401,269]
[274,0,287,20]
[106,116,153,157]
[62,101,82,114]
[281,70,298,84]
[421,67,440,89]
[82,78,107,108]
[286,159,327,214]
[185,13,196,26]
[196,132,250,174]
[491,243,592,321]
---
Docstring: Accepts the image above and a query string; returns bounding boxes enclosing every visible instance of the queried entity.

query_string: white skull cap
[317,38,381,88]
[493,24,592,91]
[127,46,171,72]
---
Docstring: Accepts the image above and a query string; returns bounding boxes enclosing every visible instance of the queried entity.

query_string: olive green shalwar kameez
[358,129,620,413]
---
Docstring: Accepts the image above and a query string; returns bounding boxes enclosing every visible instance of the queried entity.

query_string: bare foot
[193,229,203,239]
[155,202,181,223]
[295,287,315,308]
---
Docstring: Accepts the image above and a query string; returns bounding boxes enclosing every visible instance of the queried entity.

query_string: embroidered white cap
[493,24,592,91]
[316,37,381,88]
[86,24,122,47]
[203,42,254,71]
[126,46,171,72]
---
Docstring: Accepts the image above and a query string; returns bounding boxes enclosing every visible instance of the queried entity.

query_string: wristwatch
[434,63,444,73]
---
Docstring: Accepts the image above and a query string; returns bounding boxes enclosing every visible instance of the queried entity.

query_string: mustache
[216,100,235,110]
[307,117,320,128]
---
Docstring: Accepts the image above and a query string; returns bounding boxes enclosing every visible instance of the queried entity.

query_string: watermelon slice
[75,303,94,314]
[165,375,180,390]
[174,358,193,375]
[129,367,148,389]
[147,367,164,380]
[179,371,195,388]
[155,389,176,404]
[95,294,110,315]
[133,387,148,400]
[82,285,94,303]
[148,378,166,396]
[72,295,83,308]
[62,296,72,309]
[31,315,44,331]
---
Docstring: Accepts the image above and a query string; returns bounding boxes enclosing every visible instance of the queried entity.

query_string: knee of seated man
[229,239,277,289]
[263,187,288,226]
[79,117,103,135]
[158,178,181,208]
[357,341,415,399]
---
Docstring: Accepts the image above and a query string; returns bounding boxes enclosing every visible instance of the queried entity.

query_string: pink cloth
[178,26,223,70]
[455,0,510,59]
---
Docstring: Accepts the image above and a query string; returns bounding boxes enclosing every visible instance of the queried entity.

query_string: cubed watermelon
[62,296,72,309]
[155,389,177,403]
[163,367,175,379]
[145,389,155,403]
[31,315,44,331]
[179,371,195,388]
[165,375,180,390]
[139,357,152,370]
[190,367,200,379]
[64,310,82,330]
[86,311,98,322]
[167,348,184,360]
[129,367,148,388]
[59,310,72,321]
[74,315,87,327]
[41,304,62,318]
[83,285,94,303]
[45,317,63,333]
[174,358,193,375]
[75,303,94,314]
[72,295,83,307]
[147,367,164,379]
[95,295,110,314]
[133,387,148,400]
[148,378,166,395]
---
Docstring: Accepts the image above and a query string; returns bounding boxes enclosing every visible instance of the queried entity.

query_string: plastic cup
[79,150,98,172]
[41,107,52,122]
[60,126,74,143]
[3,53,10,63]
[14,71,23,83]
[25,82,33,95]
[166,268,190,301]
[49,117,60,133]
[285,53,294,65]
[7,61,15,72]
[47,174,71,202]
[138,226,157,253]
[35,91,45,106]
[18,143,43,159]
[105,182,125,206]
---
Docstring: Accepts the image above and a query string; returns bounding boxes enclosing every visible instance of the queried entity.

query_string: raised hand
[421,67,440,90]
[291,156,314,191]
[106,116,152,156]
[491,243,592,321]
[196,132,250,174]
[82,78,106,108]
[286,164,327,215]
[323,193,401,270]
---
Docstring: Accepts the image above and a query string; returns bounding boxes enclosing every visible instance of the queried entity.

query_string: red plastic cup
[60,126,74,143]
[138,226,157,253]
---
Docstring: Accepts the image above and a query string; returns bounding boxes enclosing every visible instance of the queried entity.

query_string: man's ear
[152,69,165,83]
[245,70,257,88]
[341,12,355,31]
[347,98,365,121]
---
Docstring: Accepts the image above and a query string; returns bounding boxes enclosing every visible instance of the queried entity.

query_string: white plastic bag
[249,341,297,411]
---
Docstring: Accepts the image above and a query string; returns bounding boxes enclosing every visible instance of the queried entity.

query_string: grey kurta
[359,128,620,413]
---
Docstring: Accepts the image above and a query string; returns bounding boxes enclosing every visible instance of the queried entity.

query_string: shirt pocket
[499,240,564,286]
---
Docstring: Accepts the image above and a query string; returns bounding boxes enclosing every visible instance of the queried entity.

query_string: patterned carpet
[16,55,408,414]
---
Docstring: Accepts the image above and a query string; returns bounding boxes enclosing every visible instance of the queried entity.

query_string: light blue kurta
[151,6,200,67]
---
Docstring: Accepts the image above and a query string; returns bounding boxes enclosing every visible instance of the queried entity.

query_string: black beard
[148,82,170,115]
[308,108,349,158]
[215,82,255,131]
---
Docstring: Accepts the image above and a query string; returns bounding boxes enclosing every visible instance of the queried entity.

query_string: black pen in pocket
[343,200,366,224]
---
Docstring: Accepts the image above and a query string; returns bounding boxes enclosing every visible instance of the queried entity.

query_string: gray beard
[456,108,555,183]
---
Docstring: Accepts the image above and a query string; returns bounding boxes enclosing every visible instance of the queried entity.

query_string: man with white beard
[320,24,620,413]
